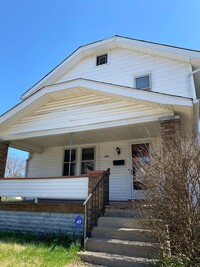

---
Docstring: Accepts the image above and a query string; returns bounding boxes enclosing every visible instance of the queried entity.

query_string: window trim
[62,145,98,176]
[134,73,152,90]
[96,54,107,66]
[80,147,95,174]
[62,148,77,176]
[94,53,110,68]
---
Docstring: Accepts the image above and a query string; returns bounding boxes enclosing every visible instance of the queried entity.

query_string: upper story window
[96,54,108,66]
[135,75,151,90]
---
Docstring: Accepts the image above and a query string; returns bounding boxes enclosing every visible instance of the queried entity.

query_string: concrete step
[85,237,160,258]
[79,251,158,267]
[98,216,149,229]
[92,226,156,242]
[104,207,143,218]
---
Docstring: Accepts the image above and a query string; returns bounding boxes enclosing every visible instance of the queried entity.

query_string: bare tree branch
[5,154,26,178]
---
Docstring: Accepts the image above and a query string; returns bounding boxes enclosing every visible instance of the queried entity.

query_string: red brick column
[0,143,9,201]
[88,170,104,194]
[159,116,181,142]
[0,143,9,178]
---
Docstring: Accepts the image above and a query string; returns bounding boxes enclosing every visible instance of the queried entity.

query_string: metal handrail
[83,169,110,249]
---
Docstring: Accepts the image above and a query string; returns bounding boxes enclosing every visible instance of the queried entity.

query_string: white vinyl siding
[57,48,191,98]
[27,137,161,200]
[27,147,63,177]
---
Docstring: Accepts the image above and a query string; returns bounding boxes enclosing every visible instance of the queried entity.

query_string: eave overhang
[0,78,193,126]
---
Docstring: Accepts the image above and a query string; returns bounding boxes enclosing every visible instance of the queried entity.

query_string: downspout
[193,99,200,137]
[187,67,200,99]
[25,152,32,177]
[188,68,200,77]
[188,68,200,136]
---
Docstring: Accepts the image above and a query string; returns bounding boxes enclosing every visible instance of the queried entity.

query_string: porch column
[0,143,9,201]
[88,170,104,194]
[159,115,181,142]
[0,143,9,178]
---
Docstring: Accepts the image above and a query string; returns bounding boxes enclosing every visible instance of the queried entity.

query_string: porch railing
[0,176,89,201]
[83,168,110,248]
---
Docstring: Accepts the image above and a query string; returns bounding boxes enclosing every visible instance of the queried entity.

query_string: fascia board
[44,79,193,107]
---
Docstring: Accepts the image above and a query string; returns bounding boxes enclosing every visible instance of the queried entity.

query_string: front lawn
[0,231,81,267]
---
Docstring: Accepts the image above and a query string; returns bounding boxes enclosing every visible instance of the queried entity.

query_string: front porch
[0,116,185,202]
[0,79,194,202]
[0,170,110,237]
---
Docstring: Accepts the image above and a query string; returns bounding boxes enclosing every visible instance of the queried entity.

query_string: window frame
[134,74,152,90]
[96,54,107,66]
[80,147,95,175]
[63,148,77,176]
[94,53,110,67]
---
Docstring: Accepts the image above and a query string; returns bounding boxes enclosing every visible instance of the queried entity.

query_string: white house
[0,35,200,201]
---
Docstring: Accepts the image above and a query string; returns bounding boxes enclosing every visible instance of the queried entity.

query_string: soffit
[1,79,181,133]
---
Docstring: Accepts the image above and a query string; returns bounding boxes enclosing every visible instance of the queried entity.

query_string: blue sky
[0,0,200,157]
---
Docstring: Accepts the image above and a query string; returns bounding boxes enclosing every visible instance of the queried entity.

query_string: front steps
[79,202,161,267]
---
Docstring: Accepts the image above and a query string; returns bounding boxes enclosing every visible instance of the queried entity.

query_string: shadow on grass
[0,231,82,250]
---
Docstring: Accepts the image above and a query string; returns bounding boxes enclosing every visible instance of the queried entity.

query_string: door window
[131,144,149,190]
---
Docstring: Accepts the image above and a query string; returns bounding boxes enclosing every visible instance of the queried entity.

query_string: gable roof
[21,35,200,101]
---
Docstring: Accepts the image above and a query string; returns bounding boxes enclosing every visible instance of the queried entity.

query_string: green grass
[0,231,81,267]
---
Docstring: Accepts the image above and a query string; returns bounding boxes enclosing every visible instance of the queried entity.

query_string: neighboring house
[0,35,200,202]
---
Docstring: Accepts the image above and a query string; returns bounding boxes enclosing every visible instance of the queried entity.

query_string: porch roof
[0,79,196,153]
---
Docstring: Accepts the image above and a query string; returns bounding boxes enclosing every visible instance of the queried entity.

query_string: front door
[131,143,149,199]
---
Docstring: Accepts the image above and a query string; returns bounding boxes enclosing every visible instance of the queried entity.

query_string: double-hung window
[81,148,95,174]
[63,149,76,176]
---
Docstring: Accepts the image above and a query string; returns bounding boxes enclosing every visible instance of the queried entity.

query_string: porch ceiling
[11,122,161,152]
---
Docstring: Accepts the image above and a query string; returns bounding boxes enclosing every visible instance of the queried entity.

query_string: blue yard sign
[75,215,83,228]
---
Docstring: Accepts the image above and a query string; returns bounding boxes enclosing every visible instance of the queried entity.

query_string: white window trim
[62,143,98,176]
[80,146,96,175]
[62,147,78,176]
[134,73,152,90]
[93,52,111,68]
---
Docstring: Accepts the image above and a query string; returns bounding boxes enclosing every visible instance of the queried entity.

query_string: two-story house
[0,35,200,202]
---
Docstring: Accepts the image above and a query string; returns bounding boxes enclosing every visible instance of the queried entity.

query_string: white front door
[130,143,149,199]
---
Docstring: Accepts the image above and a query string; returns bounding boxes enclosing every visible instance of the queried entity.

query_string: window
[135,75,151,90]
[96,54,107,66]
[81,148,95,174]
[63,149,76,176]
